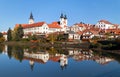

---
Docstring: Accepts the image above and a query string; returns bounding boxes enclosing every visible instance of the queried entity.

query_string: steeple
[64,15,67,19]
[29,12,34,20]
[59,13,68,33]
[29,12,34,24]
[60,13,64,18]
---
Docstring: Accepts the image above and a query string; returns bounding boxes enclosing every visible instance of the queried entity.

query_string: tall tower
[60,13,68,32]
[64,14,67,26]
[29,12,34,24]
[60,13,65,28]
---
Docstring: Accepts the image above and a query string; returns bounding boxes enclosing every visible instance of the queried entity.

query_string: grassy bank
[2,41,90,49]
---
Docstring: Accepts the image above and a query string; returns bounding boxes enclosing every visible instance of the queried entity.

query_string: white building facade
[96,20,116,29]
[15,13,68,35]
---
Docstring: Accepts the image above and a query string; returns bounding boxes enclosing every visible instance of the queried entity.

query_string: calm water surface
[0,45,120,77]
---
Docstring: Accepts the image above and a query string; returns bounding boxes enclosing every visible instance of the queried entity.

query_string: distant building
[15,22,49,35]
[96,20,118,29]
[48,22,62,33]
[15,13,68,36]
[67,31,81,41]
[2,32,7,41]
[70,22,88,32]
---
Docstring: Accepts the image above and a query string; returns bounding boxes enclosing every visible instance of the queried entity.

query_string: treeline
[90,39,120,50]
[7,24,24,41]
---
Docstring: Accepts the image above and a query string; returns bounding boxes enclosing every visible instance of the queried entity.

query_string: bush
[89,43,101,48]
[21,38,30,41]
[0,37,5,43]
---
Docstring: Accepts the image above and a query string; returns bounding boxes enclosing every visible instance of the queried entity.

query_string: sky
[0,0,120,32]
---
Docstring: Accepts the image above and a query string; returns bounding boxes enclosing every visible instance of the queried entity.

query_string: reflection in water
[0,45,118,71]
[24,51,49,71]
[60,54,68,70]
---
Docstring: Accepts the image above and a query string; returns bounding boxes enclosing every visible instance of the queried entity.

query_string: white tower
[60,13,68,32]
[64,15,67,26]
[29,12,34,24]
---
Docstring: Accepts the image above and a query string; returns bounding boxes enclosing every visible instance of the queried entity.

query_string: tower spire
[29,12,34,20]
[60,13,64,18]
[29,12,34,24]
[64,15,67,19]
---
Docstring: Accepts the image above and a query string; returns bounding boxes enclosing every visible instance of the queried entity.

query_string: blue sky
[0,0,120,31]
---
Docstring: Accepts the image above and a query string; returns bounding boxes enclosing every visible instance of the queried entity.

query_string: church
[15,13,68,35]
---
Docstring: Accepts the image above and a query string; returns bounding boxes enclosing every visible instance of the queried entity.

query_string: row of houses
[68,20,120,41]
[2,13,120,41]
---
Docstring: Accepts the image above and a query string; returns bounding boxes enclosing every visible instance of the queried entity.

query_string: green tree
[7,28,12,41]
[0,32,3,38]
[48,33,57,44]
[14,24,24,41]
[18,24,24,39]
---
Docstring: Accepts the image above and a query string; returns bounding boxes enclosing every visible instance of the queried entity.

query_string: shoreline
[2,41,90,48]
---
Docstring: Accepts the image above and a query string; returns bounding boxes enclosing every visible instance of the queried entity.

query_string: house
[82,29,99,40]
[48,22,62,33]
[96,20,118,29]
[105,29,120,38]
[67,31,81,41]
[15,22,49,35]
[70,22,88,32]
[2,32,7,41]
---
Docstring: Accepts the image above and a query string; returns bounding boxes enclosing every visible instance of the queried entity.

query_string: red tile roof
[15,22,45,29]
[48,22,61,28]
[75,23,88,28]
[82,29,99,36]
[77,31,83,35]
[76,23,84,27]
[106,29,120,34]
[49,56,61,62]
[113,24,119,28]
[99,20,112,24]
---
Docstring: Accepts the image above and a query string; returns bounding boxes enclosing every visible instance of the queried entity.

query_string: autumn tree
[14,24,24,41]
[0,32,5,43]
[48,33,57,44]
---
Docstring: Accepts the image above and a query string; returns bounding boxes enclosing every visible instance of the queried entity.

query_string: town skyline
[0,0,120,31]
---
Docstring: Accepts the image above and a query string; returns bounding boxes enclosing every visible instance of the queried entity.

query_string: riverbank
[90,40,120,55]
[2,41,90,49]
[91,48,120,55]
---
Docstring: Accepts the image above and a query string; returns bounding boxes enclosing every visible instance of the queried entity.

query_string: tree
[0,32,5,43]
[48,33,57,44]
[14,24,24,41]
[0,37,5,43]
[18,24,24,39]
[0,32,3,38]
[7,28,12,41]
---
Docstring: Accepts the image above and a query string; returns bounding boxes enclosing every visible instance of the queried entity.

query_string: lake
[0,45,120,77]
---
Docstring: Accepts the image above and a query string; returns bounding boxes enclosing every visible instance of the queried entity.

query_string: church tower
[64,14,67,26]
[29,12,34,24]
[60,13,68,32]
